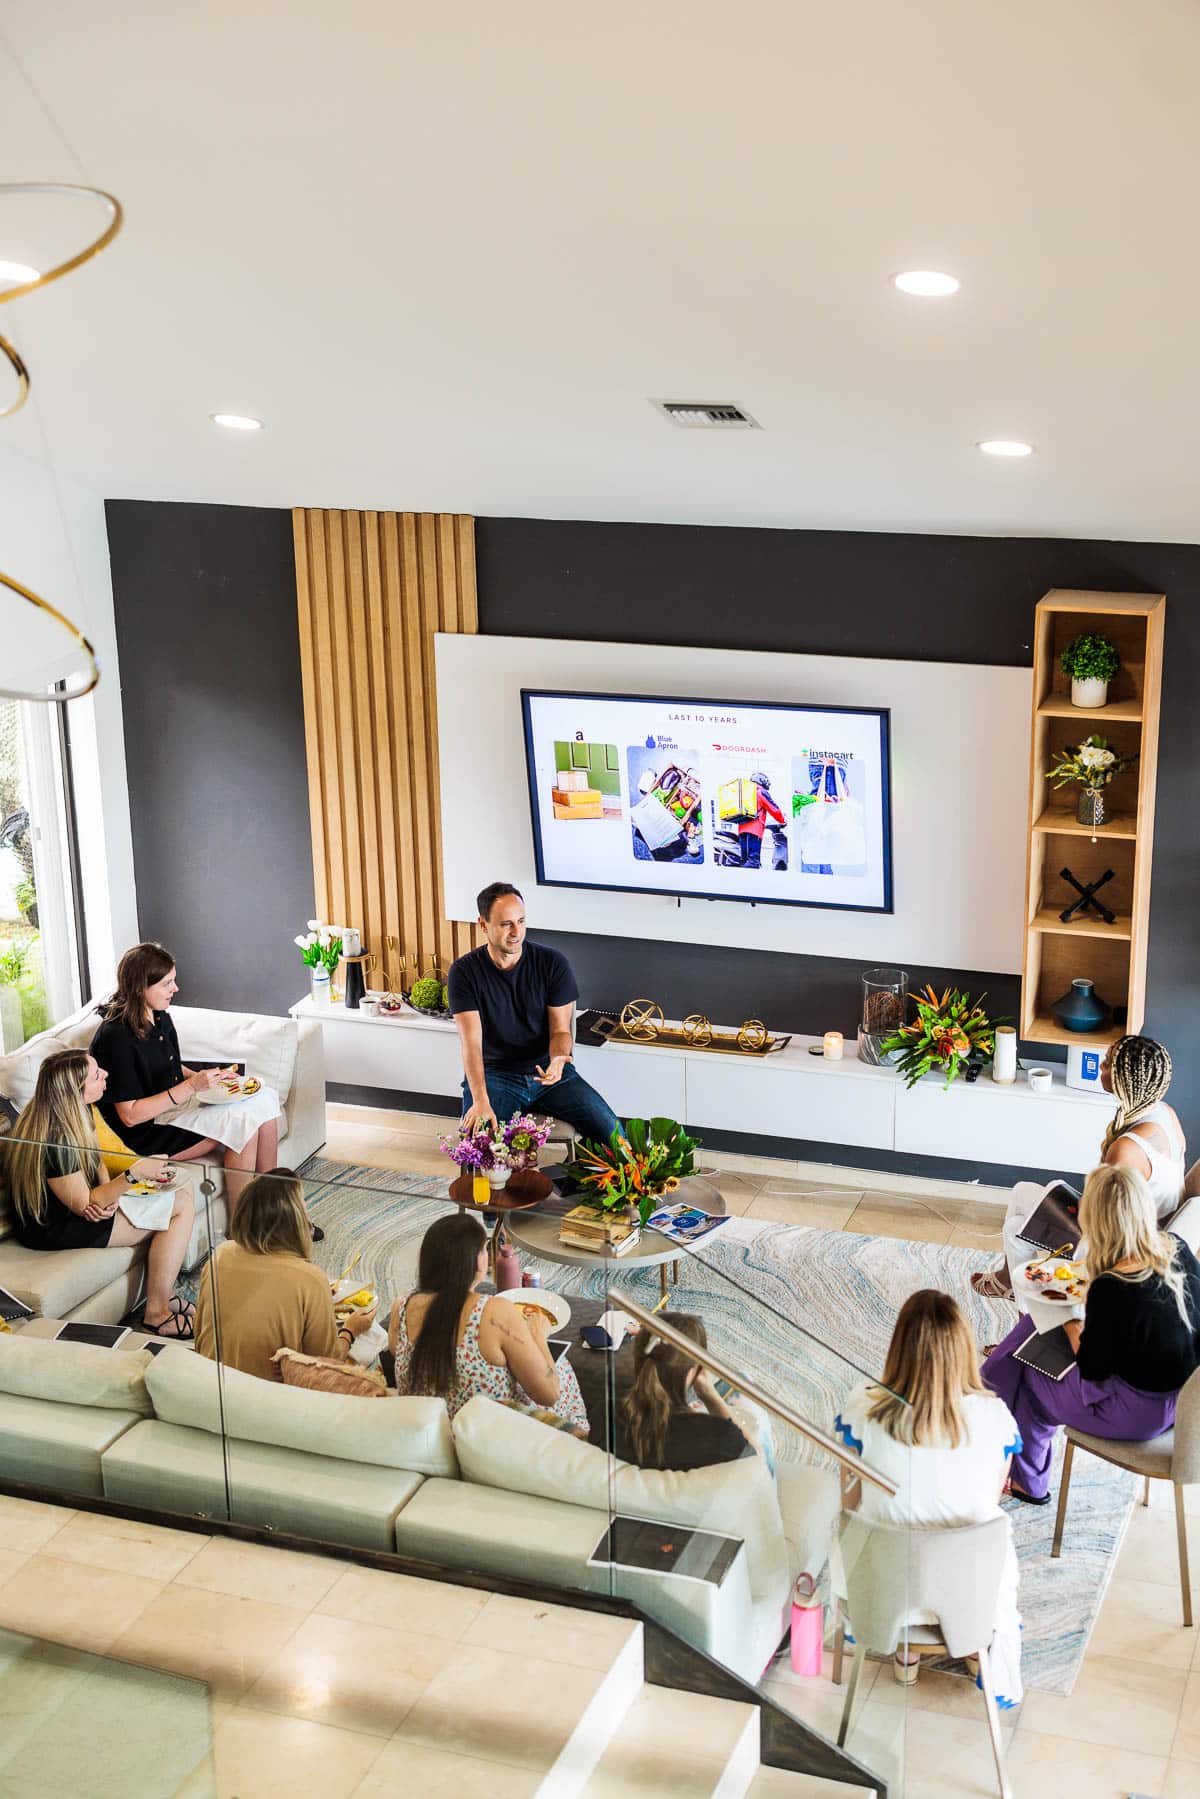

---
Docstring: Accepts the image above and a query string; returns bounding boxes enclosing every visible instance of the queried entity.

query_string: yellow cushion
[93,1108,136,1176]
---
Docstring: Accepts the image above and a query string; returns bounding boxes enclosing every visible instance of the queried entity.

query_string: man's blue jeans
[461,1062,620,1145]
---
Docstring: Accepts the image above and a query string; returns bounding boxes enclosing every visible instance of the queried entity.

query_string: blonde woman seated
[5,1049,197,1339]
[195,1170,375,1381]
[984,1165,1200,1504]
[833,1289,1023,1704]
[973,1033,1185,1302]
[616,1313,753,1471]
[390,1213,588,1431]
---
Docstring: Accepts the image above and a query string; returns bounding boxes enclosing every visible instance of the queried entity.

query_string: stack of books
[558,1205,642,1255]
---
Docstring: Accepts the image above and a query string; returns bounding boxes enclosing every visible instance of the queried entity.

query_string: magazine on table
[644,1203,731,1246]
[1015,1182,1082,1256]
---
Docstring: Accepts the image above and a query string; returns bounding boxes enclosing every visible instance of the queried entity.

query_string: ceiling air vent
[652,400,760,429]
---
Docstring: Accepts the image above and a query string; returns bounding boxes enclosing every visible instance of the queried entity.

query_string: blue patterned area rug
[299,1154,1136,1696]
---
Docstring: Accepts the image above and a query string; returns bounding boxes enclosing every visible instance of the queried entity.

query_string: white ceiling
[2,0,1200,540]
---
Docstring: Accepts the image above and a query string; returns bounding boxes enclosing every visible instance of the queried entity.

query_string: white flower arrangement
[293,920,344,974]
[1046,734,1136,792]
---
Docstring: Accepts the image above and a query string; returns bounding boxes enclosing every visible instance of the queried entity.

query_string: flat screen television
[521,688,893,913]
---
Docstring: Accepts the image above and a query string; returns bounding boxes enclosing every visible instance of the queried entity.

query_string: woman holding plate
[5,1049,197,1338]
[91,942,283,1221]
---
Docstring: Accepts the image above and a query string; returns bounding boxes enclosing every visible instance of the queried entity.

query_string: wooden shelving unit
[1020,590,1165,1048]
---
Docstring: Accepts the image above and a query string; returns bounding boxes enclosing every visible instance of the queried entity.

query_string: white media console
[292,995,1110,1175]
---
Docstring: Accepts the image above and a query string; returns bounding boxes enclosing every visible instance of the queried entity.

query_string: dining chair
[834,1512,1012,1799]
[1051,1362,1200,1627]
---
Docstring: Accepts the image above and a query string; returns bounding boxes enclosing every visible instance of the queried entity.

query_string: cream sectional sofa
[0,1332,839,1684]
[0,1000,326,1324]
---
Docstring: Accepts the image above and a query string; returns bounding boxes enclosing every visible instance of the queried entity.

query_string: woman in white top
[833,1289,1023,1705]
[973,1034,1185,1302]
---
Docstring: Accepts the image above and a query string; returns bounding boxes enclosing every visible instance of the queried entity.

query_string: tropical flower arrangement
[564,1118,700,1227]
[882,985,1001,1090]
[1046,734,1136,792]
[293,920,344,976]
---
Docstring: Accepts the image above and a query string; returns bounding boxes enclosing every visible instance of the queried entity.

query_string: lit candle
[823,1031,844,1060]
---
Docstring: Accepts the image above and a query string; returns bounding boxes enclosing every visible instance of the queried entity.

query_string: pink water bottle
[494,1231,521,1292]
[789,1573,824,1677]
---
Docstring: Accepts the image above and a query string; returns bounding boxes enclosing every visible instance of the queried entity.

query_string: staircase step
[578,1683,761,1798]
[747,1770,876,1797]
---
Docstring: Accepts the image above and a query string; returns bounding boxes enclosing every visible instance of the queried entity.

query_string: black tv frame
[520,687,894,915]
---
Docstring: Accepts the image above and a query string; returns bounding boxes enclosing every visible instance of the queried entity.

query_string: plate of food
[196,1072,263,1105]
[124,1177,176,1196]
[495,1290,571,1332]
[1014,1257,1088,1303]
[331,1281,378,1313]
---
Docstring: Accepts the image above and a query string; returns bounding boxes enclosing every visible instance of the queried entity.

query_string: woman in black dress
[90,943,279,1216]
[616,1313,752,1472]
[6,1049,196,1336]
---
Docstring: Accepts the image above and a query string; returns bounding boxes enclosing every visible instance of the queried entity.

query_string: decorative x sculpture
[1058,865,1116,926]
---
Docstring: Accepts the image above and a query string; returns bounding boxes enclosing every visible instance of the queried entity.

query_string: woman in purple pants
[983,1165,1200,1504]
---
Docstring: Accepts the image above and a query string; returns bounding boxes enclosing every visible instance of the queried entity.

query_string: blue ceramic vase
[1051,977,1110,1034]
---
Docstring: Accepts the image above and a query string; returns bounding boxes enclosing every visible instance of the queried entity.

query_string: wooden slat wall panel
[293,509,477,993]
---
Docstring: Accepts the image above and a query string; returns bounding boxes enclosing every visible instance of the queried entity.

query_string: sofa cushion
[146,1345,457,1476]
[0,1389,141,1497]
[0,1333,153,1414]
[0,999,299,1112]
[102,1419,424,1550]
[0,1239,142,1319]
[451,1394,788,1600]
[170,1006,299,1108]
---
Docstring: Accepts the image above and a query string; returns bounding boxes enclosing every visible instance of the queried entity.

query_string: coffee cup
[1028,1068,1053,1095]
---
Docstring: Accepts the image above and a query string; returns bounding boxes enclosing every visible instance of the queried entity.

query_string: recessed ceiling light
[891,269,960,297]
[0,259,40,287]
[210,412,264,431]
[978,438,1034,458]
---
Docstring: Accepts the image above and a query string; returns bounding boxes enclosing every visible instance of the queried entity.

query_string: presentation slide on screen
[521,690,893,912]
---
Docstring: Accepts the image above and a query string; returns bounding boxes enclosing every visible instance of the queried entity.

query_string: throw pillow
[273,1347,389,1398]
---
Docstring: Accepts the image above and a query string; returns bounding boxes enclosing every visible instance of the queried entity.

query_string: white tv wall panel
[436,634,1030,973]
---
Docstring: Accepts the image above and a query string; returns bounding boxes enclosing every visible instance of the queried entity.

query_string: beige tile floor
[313,1103,1200,1797]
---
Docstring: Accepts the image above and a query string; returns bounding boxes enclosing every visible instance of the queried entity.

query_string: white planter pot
[487,1165,510,1190]
[1071,675,1108,708]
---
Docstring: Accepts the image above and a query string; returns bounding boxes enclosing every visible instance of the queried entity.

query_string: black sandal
[143,1295,195,1341]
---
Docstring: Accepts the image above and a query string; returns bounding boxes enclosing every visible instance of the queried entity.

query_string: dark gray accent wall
[104,501,315,1016]
[103,502,1200,1138]
[474,520,1200,1130]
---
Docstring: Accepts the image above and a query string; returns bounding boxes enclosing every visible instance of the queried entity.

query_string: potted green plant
[881,985,1001,1090]
[1046,733,1137,831]
[1060,632,1120,709]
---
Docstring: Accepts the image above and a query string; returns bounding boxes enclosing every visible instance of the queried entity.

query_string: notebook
[54,1321,131,1349]
[1013,1324,1076,1381]
[0,1285,34,1325]
[1016,1182,1082,1256]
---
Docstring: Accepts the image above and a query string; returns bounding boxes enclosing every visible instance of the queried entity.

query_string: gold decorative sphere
[737,1018,769,1052]
[621,998,664,1042]
[682,1012,712,1046]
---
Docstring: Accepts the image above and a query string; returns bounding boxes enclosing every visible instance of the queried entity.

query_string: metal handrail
[610,1291,898,1496]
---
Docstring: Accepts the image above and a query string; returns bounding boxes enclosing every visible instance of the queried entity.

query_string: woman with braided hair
[971,1034,1186,1305]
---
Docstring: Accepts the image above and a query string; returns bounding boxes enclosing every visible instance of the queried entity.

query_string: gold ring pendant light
[0,182,124,702]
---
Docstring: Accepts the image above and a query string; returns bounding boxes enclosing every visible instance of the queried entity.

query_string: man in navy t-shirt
[447,882,620,1144]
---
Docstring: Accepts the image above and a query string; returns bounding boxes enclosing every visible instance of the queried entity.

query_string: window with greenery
[0,697,82,1048]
